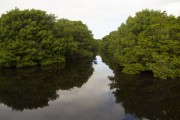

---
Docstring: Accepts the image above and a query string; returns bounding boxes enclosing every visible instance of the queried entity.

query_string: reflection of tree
[0,58,94,111]
[101,53,180,120]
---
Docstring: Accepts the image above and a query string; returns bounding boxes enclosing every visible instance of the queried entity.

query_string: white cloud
[0,0,179,39]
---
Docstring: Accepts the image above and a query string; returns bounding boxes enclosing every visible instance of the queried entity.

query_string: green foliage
[0,8,96,68]
[53,19,96,59]
[100,31,118,55]
[101,9,180,79]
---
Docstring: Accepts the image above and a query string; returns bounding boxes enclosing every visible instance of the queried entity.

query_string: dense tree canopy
[100,9,180,79]
[53,19,97,60]
[0,8,96,68]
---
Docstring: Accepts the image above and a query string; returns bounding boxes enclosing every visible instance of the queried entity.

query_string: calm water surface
[0,56,179,120]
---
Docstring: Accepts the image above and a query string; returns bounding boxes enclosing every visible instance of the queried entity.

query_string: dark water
[0,56,179,120]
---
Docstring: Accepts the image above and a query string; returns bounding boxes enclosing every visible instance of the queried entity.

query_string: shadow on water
[101,53,180,120]
[0,57,94,111]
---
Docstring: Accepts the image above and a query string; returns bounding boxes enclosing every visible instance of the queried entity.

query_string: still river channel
[0,56,179,120]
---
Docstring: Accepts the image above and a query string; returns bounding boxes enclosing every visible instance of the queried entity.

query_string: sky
[0,0,180,39]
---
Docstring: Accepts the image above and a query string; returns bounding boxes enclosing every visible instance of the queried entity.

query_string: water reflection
[110,74,180,120]
[0,58,94,111]
[102,54,180,120]
[0,55,179,120]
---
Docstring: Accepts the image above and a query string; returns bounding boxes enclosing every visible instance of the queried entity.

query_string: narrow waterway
[0,56,179,120]
[0,56,134,120]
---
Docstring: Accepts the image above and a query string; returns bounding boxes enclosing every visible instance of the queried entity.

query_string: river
[0,56,179,120]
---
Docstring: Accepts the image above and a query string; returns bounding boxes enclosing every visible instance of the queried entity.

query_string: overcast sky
[0,0,180,39]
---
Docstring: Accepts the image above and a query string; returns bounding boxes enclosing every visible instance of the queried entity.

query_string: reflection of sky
[0,56,145,120]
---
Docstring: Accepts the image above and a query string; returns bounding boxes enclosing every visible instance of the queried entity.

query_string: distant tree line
[100,9,180,79]
[0,8,97,68]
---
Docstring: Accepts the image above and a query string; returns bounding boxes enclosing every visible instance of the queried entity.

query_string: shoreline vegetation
[0,8,179,79]
[0,8,97,68]
[99,9,180,79]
